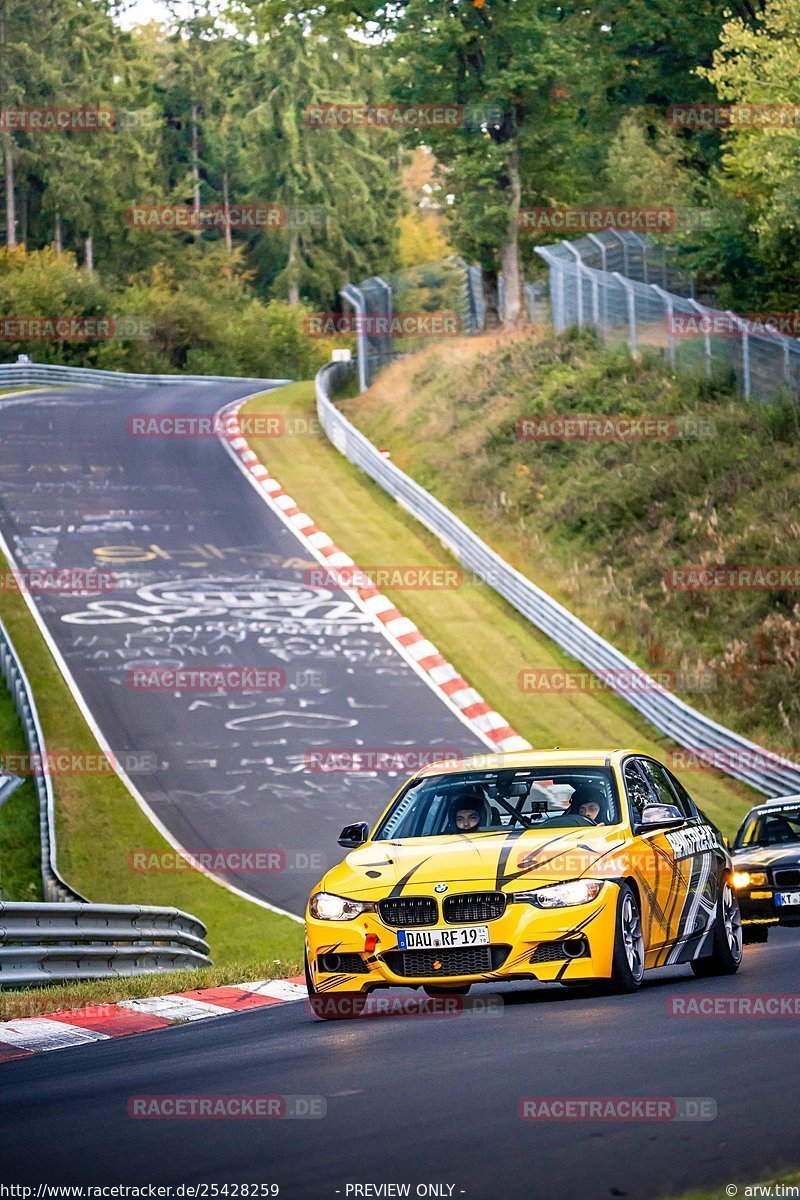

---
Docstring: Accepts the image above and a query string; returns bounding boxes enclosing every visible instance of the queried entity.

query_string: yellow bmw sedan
[304,749,742,1017]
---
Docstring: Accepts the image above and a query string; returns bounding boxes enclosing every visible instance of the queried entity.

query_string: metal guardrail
[0,901,210,987]
[0,363,291,390]
[0,618,83,903]
[316,361,800,799]
[0,621,214,984]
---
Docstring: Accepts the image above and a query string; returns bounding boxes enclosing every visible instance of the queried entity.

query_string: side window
[623,758,653,824]
[642,760,688,818]
[663,768,698,819]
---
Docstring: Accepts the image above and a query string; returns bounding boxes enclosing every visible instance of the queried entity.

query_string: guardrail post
[586,233,607,274]
[629,231,649,284]
[561,241,584,327]
[606,229,630,277]
[688,299,712,378]
[612,272,637,353]
[728,310,750,399]
[650,285,675,367]
[340,283,368,393]
[375,276,393,372]
[533,247,567,333]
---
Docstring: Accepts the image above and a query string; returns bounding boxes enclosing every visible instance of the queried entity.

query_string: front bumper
[305,883,618,993]
[738,888,800,927]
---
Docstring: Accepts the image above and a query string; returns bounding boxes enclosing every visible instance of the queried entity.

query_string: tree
[231,6,401,306]
[325,0,598,327]
[700,0,800,305]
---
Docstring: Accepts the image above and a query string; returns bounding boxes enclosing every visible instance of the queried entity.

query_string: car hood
[320,826,628,898]
[733,843,800,870]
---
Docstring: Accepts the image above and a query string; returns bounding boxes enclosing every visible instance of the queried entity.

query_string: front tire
[691,879,743,977]
[608,882,645,993]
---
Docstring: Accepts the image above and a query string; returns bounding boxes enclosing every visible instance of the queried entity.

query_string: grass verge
[345,330,800,750]
[240,382,755,839]
[0,556,304,965]
[0,959,301,1018]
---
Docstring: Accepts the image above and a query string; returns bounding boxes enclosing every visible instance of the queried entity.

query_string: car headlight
[733,870,768,889]
[512,879,604,908]
[308,892,375,921]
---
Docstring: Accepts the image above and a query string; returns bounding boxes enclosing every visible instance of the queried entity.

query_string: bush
[0,246,345,379]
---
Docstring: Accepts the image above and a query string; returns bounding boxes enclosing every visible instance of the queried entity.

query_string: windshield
[735,803,800,850]
[374,767,621,840]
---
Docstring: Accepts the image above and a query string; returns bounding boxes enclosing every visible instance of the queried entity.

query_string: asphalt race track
[2,382,799,1200]
[0,383,486,913]
[1,933,799,1197]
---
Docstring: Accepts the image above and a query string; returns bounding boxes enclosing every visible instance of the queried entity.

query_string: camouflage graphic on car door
[622,757,722,966]
[621,757,694,964]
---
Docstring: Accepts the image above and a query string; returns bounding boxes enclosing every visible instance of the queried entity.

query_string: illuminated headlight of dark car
[308,892,377,921]
[733,870,768,889]
[511,879,604,908]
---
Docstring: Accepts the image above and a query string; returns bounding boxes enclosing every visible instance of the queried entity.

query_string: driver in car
[566,783,606,825]
[447,791,488,833]
[578,799,601,823]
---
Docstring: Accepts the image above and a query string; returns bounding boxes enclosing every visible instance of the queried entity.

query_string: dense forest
[1,0,798,374]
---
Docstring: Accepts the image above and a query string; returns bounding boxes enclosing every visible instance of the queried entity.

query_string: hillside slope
[344,330,800,753]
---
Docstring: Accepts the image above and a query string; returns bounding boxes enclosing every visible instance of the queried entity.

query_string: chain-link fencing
[341,259,548,390]
[535,229,800,404]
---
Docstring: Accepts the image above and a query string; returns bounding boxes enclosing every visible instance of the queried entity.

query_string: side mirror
[634,803,685,835]
[338,821,369,849]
